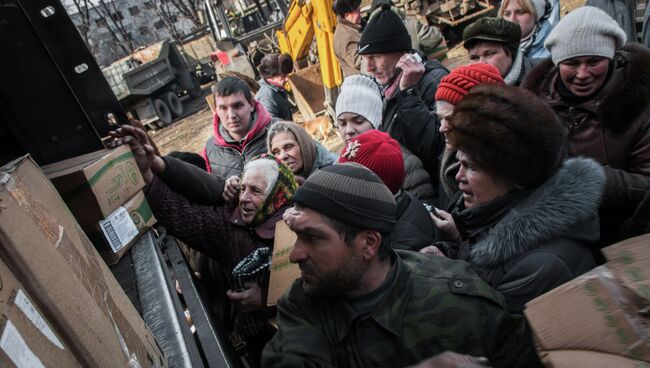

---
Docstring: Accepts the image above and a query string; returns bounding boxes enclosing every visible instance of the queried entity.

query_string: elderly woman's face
[271,132,304,174]
[436,101,455,148]
[559,56,610,98]
[502,0,536,38]
[337,112,374,144]
[239,170,269,224]
[455,150,512,208]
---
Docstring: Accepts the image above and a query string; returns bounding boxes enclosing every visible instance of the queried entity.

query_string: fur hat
[545,6,627,65]
[447,84,566,189]
[338,130,405,194]
[358,6,411,54]
[463,17,521,57]
[336,75,383,128]
[294,163,396,233]
[435,64,505,105]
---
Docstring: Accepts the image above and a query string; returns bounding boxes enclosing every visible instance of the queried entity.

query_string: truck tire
[163,91,184,117]
[153,98,173,126]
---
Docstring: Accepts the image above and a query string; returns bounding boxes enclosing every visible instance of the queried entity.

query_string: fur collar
[523,43,650,133]
[470,157,605,267]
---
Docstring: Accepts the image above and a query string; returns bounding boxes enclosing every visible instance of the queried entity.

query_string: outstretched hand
[108,125,165,184]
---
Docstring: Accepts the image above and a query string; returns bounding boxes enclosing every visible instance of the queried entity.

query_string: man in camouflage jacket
[262,163,540,367]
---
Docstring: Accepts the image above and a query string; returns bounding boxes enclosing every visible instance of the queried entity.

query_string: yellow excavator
[275,0,342,121]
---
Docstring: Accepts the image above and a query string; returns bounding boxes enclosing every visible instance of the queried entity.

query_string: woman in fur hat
[432,84,602,313]
[523,6,650,246]
[463,17,537,86]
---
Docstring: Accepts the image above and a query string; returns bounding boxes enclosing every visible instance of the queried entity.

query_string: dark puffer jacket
[381,60,448,178]
[523,44,650,245]
[401,146,434,204]
[449,158,604,313]
[202,101,273,180]
[392,191,435,251]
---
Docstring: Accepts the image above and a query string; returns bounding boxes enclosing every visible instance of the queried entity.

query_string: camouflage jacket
[262,250,541,367]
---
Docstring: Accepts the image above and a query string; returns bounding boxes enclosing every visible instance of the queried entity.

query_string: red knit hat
[435,64,504,105]
[338,130,405,194]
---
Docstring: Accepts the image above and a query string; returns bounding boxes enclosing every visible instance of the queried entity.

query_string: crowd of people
[110,3,650,367]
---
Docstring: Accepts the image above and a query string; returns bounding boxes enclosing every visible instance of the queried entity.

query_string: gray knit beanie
[545,6,627,65]
[335,75,383,128]
[293,163,396,233]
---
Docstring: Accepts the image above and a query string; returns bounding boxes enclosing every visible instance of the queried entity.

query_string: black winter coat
[449,158,604,313]
[392,191,435,251]
[381,60,448,179]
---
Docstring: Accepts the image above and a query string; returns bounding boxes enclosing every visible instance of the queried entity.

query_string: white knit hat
[335,75,383,128]
[544,6,626,65]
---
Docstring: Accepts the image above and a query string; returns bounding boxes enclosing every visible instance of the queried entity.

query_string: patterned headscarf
[248,153,298,226]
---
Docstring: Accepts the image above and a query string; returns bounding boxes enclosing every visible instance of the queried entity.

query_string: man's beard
[299,256,364,296]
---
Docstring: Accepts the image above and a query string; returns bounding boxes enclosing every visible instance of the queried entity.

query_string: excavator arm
[276,0,342,91]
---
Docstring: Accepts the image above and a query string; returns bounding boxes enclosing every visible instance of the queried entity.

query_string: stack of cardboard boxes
[0,152,165,367]
[525,235,650,368]
[42,145,156,265]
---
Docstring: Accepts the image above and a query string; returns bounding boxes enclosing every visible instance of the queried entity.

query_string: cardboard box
[0,155,165,367]
[541,350,650,368]
[525,266,650,362]
[83,190,157,265]
[602,234,650,303]
[42,145,144,223]
[267,221,300,306]
[0,259,81,367]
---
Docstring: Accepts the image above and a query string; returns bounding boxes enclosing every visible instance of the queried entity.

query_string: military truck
[101,40,205,129]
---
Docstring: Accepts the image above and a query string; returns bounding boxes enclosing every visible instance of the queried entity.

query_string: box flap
[267,221,300,306]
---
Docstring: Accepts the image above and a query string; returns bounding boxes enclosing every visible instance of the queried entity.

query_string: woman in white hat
[523,6,650,246]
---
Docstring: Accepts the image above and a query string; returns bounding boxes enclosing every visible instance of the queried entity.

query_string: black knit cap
[358,6,411,55]
[333,0,361,16]
[293,163,396,233]
[463,17,521,56]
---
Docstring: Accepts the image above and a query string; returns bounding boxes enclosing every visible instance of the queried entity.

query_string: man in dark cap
[333,0,363,76]
[358,6,448,188]
[463,17,538,86]
[261,163,541,367]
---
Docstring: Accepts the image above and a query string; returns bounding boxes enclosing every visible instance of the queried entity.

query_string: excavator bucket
[288,63,327,121]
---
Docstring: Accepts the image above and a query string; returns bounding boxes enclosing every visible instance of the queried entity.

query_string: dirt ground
[152,0,586,155]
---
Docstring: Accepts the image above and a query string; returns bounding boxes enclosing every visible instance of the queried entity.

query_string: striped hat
[293,163,396,233]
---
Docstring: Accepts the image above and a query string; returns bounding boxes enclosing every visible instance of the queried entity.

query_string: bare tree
[92,0,136,56]
[168,0,202,30]
[68,0,93,45]
[152,0,183,40]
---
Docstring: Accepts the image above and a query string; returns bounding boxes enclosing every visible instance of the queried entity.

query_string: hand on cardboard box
[109,125,166,184]
[408,352,491,368]
[227,282,264,312]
